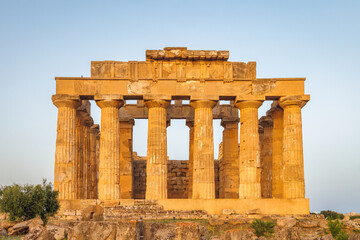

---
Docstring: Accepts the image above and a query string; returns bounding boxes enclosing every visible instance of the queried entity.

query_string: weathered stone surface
[143,222,175,240]
[81,205,104,221]
[175,222,200,240]
[297,219,320,228]
[145,100,170,200]
[52,94,81,200]
[0,227,7,237]
[191,100,217,199]
[219,119,239,199]
[68,221,117,240]
[344,220,360,229]
[277,217,297,228]
[246,208,261,215]
[209,219,225,226]
[95,95,124,200]
[0,221,16,230]
[350,234,360,240]
[225,229,257,240]
[222,209,236,215]
[235,100,263,199]
[279,95,309,199]
[274,227,300,240]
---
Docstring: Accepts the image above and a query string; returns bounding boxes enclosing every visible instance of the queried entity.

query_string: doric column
[52,94,81,200]
[83,114,93,199]
[279,95,309,199]
[75,112,84,199]
[259,116,273,198]
[119,119,135,199]
[269,104,284,198]
[95,129,100,198]
[144,99,170,199]
[190,100,217,199]
[220,118,239,199]
[95,95,124,200]
[235,100,263,199]
[186,119,194,199]
[89,124,99,199]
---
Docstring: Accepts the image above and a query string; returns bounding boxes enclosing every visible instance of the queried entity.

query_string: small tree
[321,210,345,220]
[0,179,60,224]
[327,218,349,240]
[250,219,276,237]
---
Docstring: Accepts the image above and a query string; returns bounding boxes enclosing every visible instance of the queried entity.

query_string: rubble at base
[1,208,360,240]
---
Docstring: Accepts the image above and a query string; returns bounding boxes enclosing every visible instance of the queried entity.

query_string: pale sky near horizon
[0,0,359,213]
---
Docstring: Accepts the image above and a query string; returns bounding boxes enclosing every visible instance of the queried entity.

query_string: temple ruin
[52,47,310,215]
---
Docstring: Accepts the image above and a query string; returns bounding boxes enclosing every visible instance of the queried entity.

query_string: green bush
[250,219,276,237]
[321,210,345,220]
[350,215,360,220]
[0,179,59,224]
[327,218,349,240]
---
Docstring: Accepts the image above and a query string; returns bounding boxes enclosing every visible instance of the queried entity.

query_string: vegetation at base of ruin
[350,215,360,220]
[250,219,276,237]
[326,218,349,240]
[321,210,345,220]
[353,229,360,233]
[0,179,59,225]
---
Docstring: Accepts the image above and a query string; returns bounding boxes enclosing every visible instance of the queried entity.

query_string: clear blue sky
[0,0,359,213]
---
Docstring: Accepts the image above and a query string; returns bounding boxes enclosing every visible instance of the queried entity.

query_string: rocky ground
[1,213,360,240]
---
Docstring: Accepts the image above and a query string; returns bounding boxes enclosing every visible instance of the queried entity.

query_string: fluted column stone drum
[95,95,124,200]
[220,119,239,199]
[144,99,170,200]
[119,119,135,199]
[89,124,99,199]
[52,94,81,200]
[190,100,217,199]
[259,116,273,198]
[235,100,263,199]
[269,105,284,198]
[279,96,308,199]
[186,119,194,199]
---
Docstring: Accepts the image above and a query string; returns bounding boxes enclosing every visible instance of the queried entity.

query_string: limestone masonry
[52,47,310,215]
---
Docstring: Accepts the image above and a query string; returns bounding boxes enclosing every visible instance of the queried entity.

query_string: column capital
[77,111,94,127]
[279,95,310,109]
[190,100,217,109]
[95,94,124,109]
[144,99,171,108]
[119,118,135,126]
[52,94,81,109]
[186,118,194,128]
[259,116,273,128]
[235,100,263,109]
[221,117,240,128]
[90,124,100,133]
[258,125,264,134]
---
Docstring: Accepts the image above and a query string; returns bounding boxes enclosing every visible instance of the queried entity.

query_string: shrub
[321,210,345,220]
[350,215,360,220]
[327,218,349,240]
[250,219,276,237]
[0,179,59,224]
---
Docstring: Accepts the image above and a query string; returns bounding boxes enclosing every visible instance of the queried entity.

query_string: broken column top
[146,47,229,61]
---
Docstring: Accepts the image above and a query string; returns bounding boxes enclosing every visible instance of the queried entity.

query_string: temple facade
[52,47,310,215]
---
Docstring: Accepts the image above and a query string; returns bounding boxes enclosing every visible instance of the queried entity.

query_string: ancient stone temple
[52,47,310,215]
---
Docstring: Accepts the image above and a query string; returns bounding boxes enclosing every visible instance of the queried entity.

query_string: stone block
[277,217,297,228]
[222,209,236,215]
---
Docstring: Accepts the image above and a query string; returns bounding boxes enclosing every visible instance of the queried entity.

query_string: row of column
[52,96,100,200]
[53,94,307,200]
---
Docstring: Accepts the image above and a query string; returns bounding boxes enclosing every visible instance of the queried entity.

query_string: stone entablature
[52,47,310,215]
